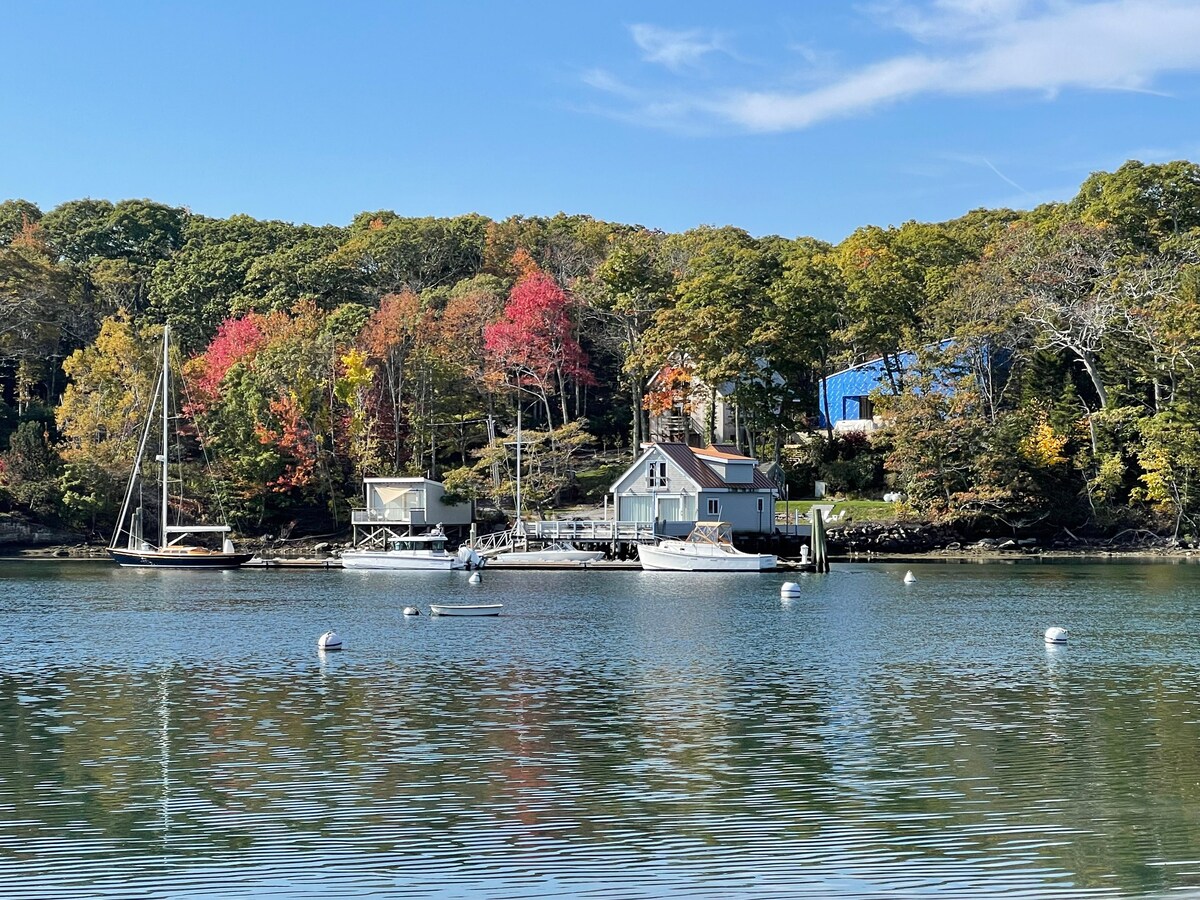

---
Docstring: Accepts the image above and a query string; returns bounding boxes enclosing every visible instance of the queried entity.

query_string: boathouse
[351,477,472,548]
[609,443,779,537]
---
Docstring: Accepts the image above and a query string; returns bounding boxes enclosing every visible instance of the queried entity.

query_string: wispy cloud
[595,1,1200,133]
[876,0,1036,41]
[629,24,726,71]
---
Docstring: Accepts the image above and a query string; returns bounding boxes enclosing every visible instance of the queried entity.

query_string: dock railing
[471,520,656,551]
[526,519,656,542]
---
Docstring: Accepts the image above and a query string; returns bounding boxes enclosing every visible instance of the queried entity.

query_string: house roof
[823,338,956,381]
[654,443,776,490]
[696,444,754,461]
[364,476,433,484]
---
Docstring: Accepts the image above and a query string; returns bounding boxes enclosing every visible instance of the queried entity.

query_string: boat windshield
[686,522,733,545]
[388,538,445,552]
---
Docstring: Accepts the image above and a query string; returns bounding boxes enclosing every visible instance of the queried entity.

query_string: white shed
[351,477,472,548]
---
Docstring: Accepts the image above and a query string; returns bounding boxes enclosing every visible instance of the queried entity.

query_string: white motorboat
[341,530,472,571]
[430,603,503,616]
[637,521,777,572]
[489,541,605,565]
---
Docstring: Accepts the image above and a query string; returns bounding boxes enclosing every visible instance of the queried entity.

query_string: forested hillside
[2,159,1199,540]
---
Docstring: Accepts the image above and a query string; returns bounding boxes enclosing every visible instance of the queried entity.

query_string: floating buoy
[780,581,802,598]
[1044,627,1068,644]
[903,570,917,583]
[317,630,343,651]
[468,571,482,584]
[402,606,420,616]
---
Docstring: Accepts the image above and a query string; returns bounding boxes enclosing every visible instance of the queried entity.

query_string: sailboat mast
[515,402,521,525]
[161,324,170,549]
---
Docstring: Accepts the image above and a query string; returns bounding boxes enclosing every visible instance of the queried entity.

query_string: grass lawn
[573,462,627,503]
[775,499,899,524]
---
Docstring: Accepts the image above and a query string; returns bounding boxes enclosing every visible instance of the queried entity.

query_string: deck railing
[351,507,427,526]
[524,520,656,542]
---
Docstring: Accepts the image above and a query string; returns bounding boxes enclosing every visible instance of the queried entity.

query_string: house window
[707,499,720,517]
[845,395,873,420]
[646,461,667,488]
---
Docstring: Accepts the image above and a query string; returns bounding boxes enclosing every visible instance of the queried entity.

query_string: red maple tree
[484,267,593,427]
[185,314,272,409]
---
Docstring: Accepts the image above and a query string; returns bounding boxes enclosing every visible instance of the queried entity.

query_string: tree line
[2,159,1200,540]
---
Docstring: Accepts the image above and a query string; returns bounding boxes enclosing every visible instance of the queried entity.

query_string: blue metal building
[819,341,958,429]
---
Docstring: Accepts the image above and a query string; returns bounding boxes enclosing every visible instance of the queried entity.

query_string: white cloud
[601,1,1200,133]
[879,0,1035,40]
[629,24,726,71]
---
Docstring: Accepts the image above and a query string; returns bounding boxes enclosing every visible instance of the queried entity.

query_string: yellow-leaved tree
[56,313,162,533]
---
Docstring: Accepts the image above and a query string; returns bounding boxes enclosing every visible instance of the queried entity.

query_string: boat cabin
[386,533,448,553]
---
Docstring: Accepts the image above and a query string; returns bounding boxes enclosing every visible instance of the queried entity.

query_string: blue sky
[3,0,1199,242]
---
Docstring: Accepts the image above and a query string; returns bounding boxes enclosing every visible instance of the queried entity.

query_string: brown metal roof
[656,443,776,491]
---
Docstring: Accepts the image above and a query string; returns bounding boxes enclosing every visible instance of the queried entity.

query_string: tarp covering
[373,487,411,506]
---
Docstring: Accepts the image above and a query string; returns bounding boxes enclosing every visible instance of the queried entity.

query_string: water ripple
[0,561,1198,896]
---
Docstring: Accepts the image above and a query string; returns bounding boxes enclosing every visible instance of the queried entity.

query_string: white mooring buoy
[317,630,343,651]
[780,581,802,598]
[469,571,482,584]
[903,570,917,583]
[1044,627,1068,645]
[403,606,420,616]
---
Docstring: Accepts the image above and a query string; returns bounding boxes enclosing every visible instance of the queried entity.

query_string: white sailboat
[108,325,251,569]
[479,405,604,566]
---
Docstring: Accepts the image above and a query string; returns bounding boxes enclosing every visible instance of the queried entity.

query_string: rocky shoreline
[4,517,1198,562]
[826,520,1199,560]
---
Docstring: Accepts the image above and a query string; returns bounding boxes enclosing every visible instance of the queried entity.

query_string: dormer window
[646,461,668,488]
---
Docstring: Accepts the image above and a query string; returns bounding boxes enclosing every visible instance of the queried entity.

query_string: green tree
[586,229,673,448]
[0,199,43,245]
[1071,160,1200,252]
[56,314,162,531]
[763,237,845,446]
[0,421,62,517]
[0,224,70,411]
[835,222,967,391]
[645,226,779,442]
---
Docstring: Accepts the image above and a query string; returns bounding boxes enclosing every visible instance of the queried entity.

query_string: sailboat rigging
[108,324,251,568]
[476,403,604,565]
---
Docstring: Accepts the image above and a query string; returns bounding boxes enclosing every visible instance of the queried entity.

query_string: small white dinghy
[430,603,503,617]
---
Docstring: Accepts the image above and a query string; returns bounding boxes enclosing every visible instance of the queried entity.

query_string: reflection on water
[1,560,1199,897]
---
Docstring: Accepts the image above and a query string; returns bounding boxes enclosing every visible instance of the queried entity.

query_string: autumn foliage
[484,263,593,426]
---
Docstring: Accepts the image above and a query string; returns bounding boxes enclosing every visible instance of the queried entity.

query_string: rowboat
[429,603,503,617]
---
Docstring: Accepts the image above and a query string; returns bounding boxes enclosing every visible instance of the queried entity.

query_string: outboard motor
[457,545,484,569]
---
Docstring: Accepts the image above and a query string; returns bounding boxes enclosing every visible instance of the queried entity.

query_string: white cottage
[351,477,472,548]
[610,443,778,537]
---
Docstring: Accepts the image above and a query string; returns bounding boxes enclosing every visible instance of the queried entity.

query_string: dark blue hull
[108,548,253,568]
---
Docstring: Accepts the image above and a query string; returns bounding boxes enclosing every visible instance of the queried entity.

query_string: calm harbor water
[2,559,1200,898]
